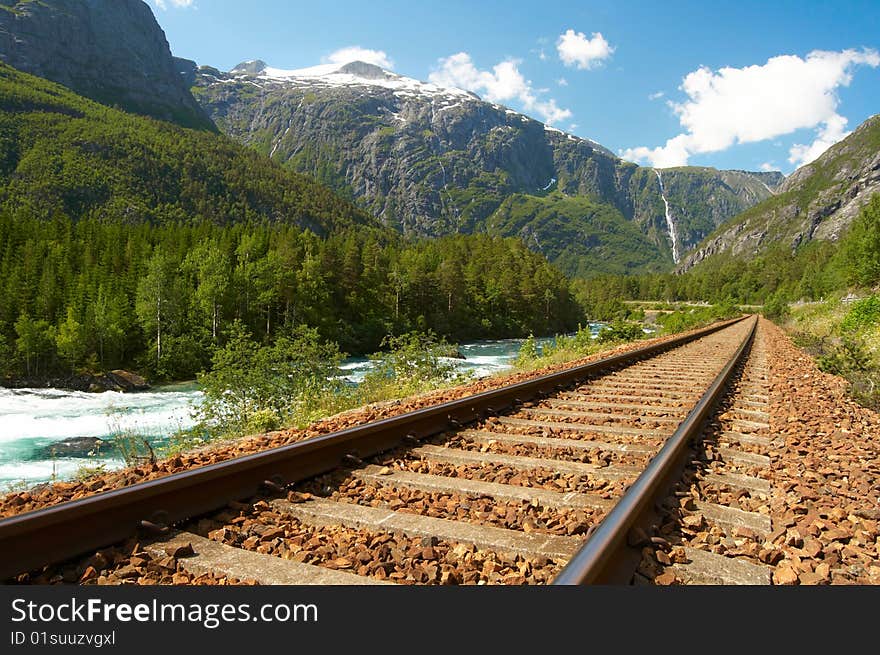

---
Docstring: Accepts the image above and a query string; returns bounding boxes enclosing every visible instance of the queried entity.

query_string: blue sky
[152,0,880,174]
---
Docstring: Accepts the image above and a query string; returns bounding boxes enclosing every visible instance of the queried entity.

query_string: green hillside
[485,192,670,277]
[0,64,376,234]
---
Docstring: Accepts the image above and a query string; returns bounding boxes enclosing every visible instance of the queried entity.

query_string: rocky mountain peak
[231,59,268,75]
[335,60,393,79]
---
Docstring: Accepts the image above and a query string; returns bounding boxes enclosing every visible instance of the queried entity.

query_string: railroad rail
[1,315,762,585]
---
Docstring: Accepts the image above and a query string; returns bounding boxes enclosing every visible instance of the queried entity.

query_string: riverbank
[0,337,563,489]
[1,369,150,393]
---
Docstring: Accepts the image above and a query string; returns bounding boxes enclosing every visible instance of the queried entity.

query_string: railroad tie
[545,398,689,415]
[729,408,770,421]
[693,501,771,536]
[411,444,641,481]
[715,447,771,468]
[143,531,387,585]
[457,429,655,455]
[520,406,682,424]
[272,498,581,561]
[354,465,614,510]
[497,416,663,438]
[564,390,697,402]
[671,547,772,585]
[734,399,770,410]
[701,471,771,495]
[718,431,772,447]
[730,418,771,431]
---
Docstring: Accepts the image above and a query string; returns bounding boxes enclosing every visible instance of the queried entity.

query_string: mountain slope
[680,114,880,272]
[0,63,377,234]
[0,0,213,130]
[192,60,781,275]
[485,192,668,276]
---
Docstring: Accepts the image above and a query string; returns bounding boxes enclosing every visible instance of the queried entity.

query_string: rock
[733,526,758,540]
[682,514,704,529]
[654,571,677,585]
[0,0,213,130]
[114,564,141,579]
[773,563,799,585]
[164,543,195,558]
[802,539,823,559]
[36,437,109,458]
[798,571,825,586]
[107,370,150,391]
[259,527,285,542]
[79,566,98,582]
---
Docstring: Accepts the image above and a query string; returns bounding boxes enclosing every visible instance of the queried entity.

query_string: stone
[773,563,799,585]
[654,571,677,585]
[164,543,195,558]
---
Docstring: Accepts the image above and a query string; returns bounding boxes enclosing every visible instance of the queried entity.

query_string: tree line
[570,194,880,316]
[0,212,582,381]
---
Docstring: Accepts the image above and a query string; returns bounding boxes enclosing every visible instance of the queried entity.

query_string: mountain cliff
[0,0,213,130]
[192,60,781,275]
[679,114,880,272]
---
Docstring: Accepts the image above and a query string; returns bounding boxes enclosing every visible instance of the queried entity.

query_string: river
[0,332,594,488]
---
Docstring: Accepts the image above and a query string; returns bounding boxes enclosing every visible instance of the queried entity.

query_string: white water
[0,383,201,487]
[655,170,680,264]
[0,333,602,488]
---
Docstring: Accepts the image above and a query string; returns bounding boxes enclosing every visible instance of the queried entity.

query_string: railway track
[2,315,775,585]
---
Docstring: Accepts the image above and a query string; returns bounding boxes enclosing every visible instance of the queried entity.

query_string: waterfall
[655,169,680,264]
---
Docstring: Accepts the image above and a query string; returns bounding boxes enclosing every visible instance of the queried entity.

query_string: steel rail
[552,315,758,585]
[0,316,749,581]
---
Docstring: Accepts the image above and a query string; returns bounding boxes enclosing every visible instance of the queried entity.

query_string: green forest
[0,215,580,380]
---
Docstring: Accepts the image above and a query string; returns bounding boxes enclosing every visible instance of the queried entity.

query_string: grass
[781,293,880,410]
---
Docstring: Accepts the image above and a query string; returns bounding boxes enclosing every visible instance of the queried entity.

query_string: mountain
[191,59,782,275]
[0,0,213,131]
[679,114,880,272]
[0,63,377,234]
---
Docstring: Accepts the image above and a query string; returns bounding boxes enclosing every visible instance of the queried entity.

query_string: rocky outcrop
[0,0,213,130]
[0,369,150,392]
[191,61,779,273]
[678,114,880,272]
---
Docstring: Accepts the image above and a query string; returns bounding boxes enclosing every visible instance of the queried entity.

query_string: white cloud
[622,48,879,168]
[323,46,393,70]
[648,91,664,100]
[557,29,614,70]
[557,77,569,87]
[154,0,194,9]
[788,113,850,167]
[759,162,776,172]
[429,52,572,125]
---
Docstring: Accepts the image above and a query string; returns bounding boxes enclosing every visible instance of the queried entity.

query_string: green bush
[195,321,345,437]
[762,292,790,320]
[359,331,463,397]
[598,320,645,343]
[514,333,539,365]
[841,295,880,332]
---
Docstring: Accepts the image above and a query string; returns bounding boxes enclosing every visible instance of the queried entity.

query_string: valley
[0,0,877,592]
